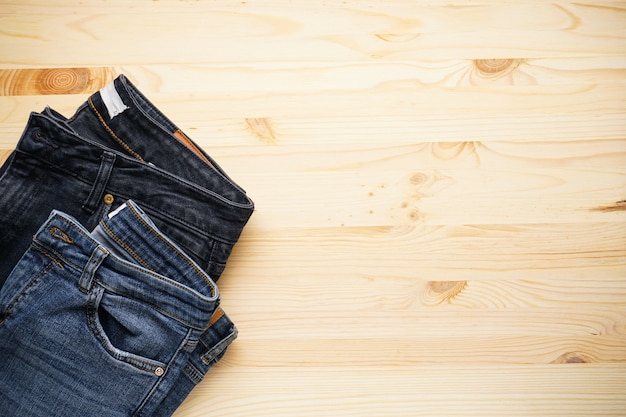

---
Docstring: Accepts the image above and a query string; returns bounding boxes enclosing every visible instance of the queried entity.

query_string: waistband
[87,74,245,197]
[33,200,222,330]
[17,112,253,245]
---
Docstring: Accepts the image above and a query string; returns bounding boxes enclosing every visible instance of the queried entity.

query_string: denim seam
[200,329,237,365]
[32,238,82,272]
[96,281,207,330]
[132,328,195,417]
[38,216,216,302]
[207,239,217,271]
[88,96,145,161]
[99,220,152,271]
[15,151,241,246]
[82,151,116,214]
[182,338,198,352]
[126,203,217,292]
[13,150,250,241]
[125,200,236,245]
[116,76,234,181]
[182,362,203,385]
[0,255,56,326]
[21,118,253,209]
[31,244,64,269]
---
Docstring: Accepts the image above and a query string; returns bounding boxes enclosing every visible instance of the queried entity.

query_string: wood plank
[226,309,625,340]
[218,275,626,311]
[234,167,626,225]
[222,222,626,282]
[173,365,626,417]
[1,58,625,98]
[220,336,626,366]
[1,3,625,65]
[201,138,626,174]
[3,112,625,148]
[0,38,623,69]
[0,82,624,121]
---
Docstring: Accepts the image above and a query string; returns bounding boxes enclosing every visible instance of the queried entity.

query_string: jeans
[0,201,234,416]
[0,74,254,287]
[0,75,254,415]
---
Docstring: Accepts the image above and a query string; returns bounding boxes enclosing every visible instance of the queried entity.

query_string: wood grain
[0,67,115,95]
[0,1,625,416]
[176,366,626,417]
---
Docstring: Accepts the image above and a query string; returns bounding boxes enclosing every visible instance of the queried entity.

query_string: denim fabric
[0,75,254,287]
[0,201,234,417]
[0,75,253,415]
[0,111,253,287]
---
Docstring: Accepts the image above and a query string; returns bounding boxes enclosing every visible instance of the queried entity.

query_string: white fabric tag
[100,81,129,119]
[108,202,127,219]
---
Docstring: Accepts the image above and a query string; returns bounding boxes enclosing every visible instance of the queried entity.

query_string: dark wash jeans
[0,75,254,416]
[1,75,254,286]
[0,201,230,416]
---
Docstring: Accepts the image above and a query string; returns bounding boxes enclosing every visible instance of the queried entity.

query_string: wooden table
[1,1,625,416]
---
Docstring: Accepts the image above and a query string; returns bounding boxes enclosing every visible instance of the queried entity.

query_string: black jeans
[0,74,254,286]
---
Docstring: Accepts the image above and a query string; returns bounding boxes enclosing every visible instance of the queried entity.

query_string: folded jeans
[0,201,236,417]
[0,75,253,416]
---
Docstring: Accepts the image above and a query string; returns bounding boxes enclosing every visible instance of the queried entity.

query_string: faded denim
[0,201,234,417]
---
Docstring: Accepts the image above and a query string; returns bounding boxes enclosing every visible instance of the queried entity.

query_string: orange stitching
[88,97,144,161]
[32,245,64,268]
[49,226,74,244]
[127,203,217,295]
[99,221,151,270]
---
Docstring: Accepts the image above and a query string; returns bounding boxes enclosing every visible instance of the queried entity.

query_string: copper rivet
[103,194,114,205]
[155,367,164,376]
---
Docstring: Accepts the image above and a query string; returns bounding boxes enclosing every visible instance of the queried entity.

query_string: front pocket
[87,285,186,374]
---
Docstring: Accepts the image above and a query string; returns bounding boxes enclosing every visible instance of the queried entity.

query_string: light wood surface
[1,1,625,416]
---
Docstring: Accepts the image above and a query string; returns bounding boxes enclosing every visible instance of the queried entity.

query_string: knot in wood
[432,141,479,161]
[474,59,515,74]
[245,117,277,144]
[37,68,89,94]
[409,172,428,186]
[0,67,113,96]
[552,351,593,364]
[423,280,467,305]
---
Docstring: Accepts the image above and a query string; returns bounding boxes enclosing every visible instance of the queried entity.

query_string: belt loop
[79,246,109,293]
[82,151,116,214]
[200,308,238,365]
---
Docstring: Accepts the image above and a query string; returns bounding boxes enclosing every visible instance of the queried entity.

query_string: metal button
[154,367,164,376]
[103,194,114,205]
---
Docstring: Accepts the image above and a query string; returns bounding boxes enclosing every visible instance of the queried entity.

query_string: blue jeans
[0,201,234,416]
[0,75,254,415]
